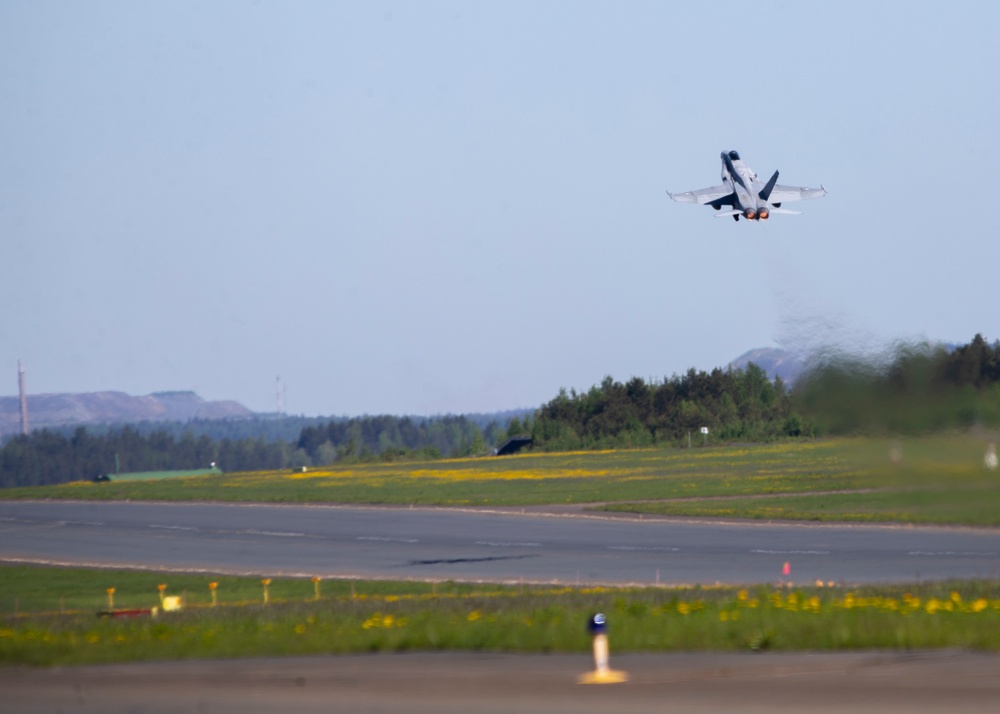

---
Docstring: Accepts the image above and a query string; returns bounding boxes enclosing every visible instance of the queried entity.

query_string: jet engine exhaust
[743,208,757,221]
[758,208,770,220]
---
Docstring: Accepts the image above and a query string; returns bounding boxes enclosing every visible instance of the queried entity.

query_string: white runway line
[244,530,306,537]
[608,545,680,552]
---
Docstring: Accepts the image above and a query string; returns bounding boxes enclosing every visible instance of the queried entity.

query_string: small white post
[985,443,997,470]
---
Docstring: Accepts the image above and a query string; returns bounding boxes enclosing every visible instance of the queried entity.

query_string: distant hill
[729,340,963,387]
[0,390,253,438]
[728,347,807,385]
[0,347,827,440]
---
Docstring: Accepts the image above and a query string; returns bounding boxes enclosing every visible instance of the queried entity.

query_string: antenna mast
[18,359,28,435]
[276,375,285,415]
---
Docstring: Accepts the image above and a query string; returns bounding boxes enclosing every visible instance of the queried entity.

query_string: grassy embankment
[4,435,1000,526]
[3,565,1000,665]
[596,435,1000,525]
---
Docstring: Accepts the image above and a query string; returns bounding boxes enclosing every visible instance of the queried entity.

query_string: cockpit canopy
[728,150,740,161]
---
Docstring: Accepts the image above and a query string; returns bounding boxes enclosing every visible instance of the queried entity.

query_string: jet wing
[767,184,827,203]
[667,185,732,205]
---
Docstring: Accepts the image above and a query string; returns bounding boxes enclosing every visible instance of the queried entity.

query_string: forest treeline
[531,334,1000,450]
[794,334,1000,433]
[0,414,499,489]
[531,363,795,450]
[3,335,1000,488]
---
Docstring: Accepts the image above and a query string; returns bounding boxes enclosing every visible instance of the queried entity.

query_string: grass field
[4,565,1000,665]
[2,441,858,505]
[594,435,1000,525]
[4,436,1000,525]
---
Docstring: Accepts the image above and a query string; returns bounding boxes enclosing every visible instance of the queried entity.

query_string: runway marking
[476,541,542,547]
[149,524,199,531]
[908,550,996,557]
[358,536,418,543]
[245,530,306,538]
[751,549,830,555]
[609,545,680,552]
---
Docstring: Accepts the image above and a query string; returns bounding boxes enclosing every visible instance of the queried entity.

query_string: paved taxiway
[2,500,1000,584]
[5,651,1000,713]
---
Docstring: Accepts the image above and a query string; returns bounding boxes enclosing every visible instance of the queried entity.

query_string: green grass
[593,434,1000,525]
[595,488,1000,525]
[4,435,1000,525]
[4,565,1000,665]
[0,440,859,505]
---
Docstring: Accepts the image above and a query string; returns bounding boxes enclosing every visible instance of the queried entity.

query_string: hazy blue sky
[2,1,998,416]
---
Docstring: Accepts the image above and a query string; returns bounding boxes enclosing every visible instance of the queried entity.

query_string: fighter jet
[668,151,826,221]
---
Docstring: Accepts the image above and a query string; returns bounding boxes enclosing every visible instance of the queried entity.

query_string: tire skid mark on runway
[407,554,541,566]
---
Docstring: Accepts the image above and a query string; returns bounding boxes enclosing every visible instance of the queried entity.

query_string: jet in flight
[668,151,826,221]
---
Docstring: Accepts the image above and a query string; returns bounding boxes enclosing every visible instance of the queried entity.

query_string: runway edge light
[578,613,629,685]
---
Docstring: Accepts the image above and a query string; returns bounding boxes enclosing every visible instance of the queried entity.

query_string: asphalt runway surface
[3,500,1000,585]
[5,651,1000,713]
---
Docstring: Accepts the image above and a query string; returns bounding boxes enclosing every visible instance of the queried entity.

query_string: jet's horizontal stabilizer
[713,209,742,218]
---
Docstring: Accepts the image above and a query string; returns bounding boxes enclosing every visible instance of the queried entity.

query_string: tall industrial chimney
[18,359,28,435]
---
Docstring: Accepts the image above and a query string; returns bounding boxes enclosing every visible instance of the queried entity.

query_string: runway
[5,651,1000,713]
[2,500,1000,585]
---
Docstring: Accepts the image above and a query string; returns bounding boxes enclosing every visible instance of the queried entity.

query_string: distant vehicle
[668,151,826,221]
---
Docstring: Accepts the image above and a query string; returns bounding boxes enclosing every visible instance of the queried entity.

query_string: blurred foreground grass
[4,565,1000,665]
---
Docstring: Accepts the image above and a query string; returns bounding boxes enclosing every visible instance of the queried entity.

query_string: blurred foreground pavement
[4,650,1000,714]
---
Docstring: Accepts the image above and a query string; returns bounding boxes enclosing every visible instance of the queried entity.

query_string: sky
[2,1,998,417]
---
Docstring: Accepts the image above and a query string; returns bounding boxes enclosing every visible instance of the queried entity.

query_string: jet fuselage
[719,151,770,221]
